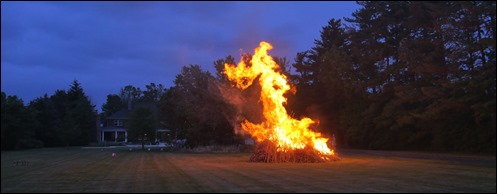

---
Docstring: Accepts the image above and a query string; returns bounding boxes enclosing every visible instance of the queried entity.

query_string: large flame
[224,41,335,160]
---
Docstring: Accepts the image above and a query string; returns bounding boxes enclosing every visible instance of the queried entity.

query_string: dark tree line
[3,1,494,153]
[100,70,238,148]
[158,65,237,148]
[100,83,167,118]
[289,1,495,153]
[1,80,97,149]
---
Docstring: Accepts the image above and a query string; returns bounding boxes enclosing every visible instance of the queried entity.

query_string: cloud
[1,1,360,110]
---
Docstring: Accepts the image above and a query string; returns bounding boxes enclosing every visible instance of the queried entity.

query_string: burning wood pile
[249,140,338,163]
[224,41,339,163]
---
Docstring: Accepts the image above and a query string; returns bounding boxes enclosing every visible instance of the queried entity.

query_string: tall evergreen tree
[67,80,97,145]
[291,1,495,152]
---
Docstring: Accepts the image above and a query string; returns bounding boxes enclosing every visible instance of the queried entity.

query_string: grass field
[1,147,495,193]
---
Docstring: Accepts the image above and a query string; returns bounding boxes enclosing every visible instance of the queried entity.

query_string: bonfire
[224,41,339,162]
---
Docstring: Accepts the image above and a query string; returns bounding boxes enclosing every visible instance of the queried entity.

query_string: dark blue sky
[1,1,360,112]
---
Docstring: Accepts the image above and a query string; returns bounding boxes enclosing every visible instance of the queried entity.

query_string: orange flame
[224,41,334,160]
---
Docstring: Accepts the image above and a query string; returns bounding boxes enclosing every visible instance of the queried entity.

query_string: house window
[114,120,123,127]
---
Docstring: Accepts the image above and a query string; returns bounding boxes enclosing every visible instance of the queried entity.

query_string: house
[98,109,130,143]
[97,102,170,144]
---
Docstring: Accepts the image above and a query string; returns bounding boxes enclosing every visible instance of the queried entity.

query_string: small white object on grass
[148,148,151,151]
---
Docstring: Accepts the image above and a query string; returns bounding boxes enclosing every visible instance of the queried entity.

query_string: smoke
[209,77,263,136]
[209,79,244,135]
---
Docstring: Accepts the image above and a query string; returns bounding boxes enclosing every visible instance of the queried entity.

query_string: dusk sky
[1,1,361,112]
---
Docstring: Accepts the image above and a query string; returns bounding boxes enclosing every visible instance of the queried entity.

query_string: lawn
[1,147,495,193]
